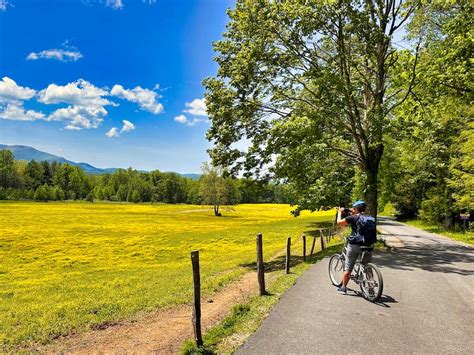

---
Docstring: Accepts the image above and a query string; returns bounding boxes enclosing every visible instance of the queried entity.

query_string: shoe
[336,286,347,295]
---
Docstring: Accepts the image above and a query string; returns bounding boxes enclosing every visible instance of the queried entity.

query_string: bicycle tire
[328,253,345,286]
[359,263,383,302]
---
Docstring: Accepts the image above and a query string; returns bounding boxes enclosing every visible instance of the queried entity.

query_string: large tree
[204,0,421,216]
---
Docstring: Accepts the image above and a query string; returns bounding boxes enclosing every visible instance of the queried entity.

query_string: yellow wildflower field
[0,202,334,348]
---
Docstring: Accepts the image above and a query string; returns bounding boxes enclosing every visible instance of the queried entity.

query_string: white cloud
[175,98,209,127]
[184,98,207,117]
[0,102,45,121]
[174,114,188,124]
[111,84,163,114]
[106,120,135,138]
[106,127,119,137]
[174,114,207,127]
[0,0,10,11]
[38,79,112,107]
[187,118,208,126]
[27,48,83,62]
[104,0,156,8]
[0,77,36,102]
[106,0,124,9]
[0,77,44,122]
[38,79,114,130]
[120,119,135,133]
[0,76,158,131]
[48,105,106,130]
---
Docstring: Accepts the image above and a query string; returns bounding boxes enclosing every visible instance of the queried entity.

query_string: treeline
[0,149,291,204]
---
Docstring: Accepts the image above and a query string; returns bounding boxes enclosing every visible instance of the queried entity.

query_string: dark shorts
[344,243,372,273]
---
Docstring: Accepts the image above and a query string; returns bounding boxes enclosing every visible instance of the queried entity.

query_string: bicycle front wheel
[359,263,383,302]
[328,253,345,286]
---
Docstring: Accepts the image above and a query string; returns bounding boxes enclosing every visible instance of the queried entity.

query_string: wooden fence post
[256,233,266,295]
[302,234,306,262]
[286,237,291,274]
[310,236,316,256]
[320,229,326,251]
[191,250,203,347]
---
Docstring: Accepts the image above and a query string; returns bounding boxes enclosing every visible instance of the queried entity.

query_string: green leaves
[199,163,241,215]
[382,3,473,221]
[205,0,424,214]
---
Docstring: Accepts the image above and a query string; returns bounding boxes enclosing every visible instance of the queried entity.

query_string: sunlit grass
[0,202,334,349]
[405,219,474,245]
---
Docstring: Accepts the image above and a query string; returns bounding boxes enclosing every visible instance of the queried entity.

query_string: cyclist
[335,200,373,295]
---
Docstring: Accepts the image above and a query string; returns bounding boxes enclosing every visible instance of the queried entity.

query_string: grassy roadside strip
[404,220,474,246]
[180,239,345,355]
[379,203,473,246]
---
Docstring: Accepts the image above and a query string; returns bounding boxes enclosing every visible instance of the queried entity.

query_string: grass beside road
[404,219,474,246]
[181,236,386,354]
[181,241,345,355]
[0,202,334,350]
[379,203,473,246]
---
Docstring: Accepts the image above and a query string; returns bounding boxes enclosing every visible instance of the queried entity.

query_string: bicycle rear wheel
[359,263,383,302]
[328,253,345,286]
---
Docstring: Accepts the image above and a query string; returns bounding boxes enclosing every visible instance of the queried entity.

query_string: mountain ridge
[0,144,200,179]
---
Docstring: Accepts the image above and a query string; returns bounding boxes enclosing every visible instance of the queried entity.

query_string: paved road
[238,218,474,354]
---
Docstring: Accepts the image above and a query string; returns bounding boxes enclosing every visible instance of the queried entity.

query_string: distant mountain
[180,173,201,180]
[0,144,200,178]
[0,144,116,174]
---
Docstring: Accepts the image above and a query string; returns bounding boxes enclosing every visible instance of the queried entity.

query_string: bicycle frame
[329,237,383,301]
[340,238,371,285]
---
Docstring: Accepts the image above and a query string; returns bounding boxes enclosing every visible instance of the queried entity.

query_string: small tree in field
[199,163,240,216]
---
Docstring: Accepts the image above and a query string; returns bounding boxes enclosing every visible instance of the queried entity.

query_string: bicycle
[328,237,384,302]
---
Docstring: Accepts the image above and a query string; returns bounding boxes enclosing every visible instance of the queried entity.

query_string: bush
[419,194,447,223]
[34,185,51,201]
[131,189,141,203]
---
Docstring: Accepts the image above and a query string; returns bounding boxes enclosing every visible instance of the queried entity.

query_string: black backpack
[354,215,377,245]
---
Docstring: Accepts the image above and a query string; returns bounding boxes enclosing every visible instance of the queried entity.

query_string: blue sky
[0,0,234,173]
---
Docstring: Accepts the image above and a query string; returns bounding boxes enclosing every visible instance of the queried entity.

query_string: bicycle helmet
[352,200,366,208]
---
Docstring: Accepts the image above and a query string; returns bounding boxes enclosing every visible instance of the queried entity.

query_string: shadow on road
[376,244,474,276]
[343,288,398,308]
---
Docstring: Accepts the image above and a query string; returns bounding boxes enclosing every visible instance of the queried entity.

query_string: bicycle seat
[360,246,374,252]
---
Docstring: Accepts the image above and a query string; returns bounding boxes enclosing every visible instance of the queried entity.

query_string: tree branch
[387,38,421,114]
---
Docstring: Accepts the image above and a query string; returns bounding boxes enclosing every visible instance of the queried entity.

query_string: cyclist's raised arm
[336,208,348,226]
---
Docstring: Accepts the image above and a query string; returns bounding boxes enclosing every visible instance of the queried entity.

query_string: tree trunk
[214,204,220,216]
[444,184,454,229]
[365,169,378,219]
[364,145,384,219]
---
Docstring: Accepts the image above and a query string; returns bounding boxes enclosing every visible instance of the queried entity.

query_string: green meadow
[0,202,334,349]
